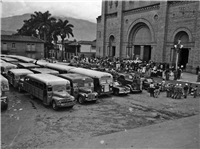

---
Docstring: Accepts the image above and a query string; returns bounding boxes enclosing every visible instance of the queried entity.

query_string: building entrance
[143,45,151,62]
[179,48,189,69]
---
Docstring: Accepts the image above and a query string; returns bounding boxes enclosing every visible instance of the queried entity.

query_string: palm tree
[53,19,74,60]
[31,11,56,58]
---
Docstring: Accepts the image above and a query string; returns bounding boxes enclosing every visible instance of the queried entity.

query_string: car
[117,73,142,93]
[112,80,130,95]
[142,77,155,90]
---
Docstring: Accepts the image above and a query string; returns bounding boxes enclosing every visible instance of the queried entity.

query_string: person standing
[183,83,189,98]
[196,66,199,75]
[193,86,198,98]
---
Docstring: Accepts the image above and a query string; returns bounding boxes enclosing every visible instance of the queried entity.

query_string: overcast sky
[1,0,102,23]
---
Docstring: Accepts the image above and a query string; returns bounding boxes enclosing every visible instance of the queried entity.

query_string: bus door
[93,78,100,93]
[73,82,79,99]
[45,85,53,105]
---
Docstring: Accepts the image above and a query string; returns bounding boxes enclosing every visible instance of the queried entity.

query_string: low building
[1,35,44,59]
[55,40,80,61]
[78,40,96,57]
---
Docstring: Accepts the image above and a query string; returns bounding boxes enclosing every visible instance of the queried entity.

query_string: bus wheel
[114,90,119,96]
[52,101,58,111]
[78,96,84,104]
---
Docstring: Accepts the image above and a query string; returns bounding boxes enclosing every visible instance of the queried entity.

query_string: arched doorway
[128,22,152,62]
[174,31,189,69]
[108,35,116,57]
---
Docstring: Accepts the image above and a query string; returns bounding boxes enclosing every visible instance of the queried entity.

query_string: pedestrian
[196,66,199,75]
[183,83,189,98]
[149,82,155,97]
[166,83,170,97]
[193,86,198,98]
[177,84,183,99]
[173,70,177,80]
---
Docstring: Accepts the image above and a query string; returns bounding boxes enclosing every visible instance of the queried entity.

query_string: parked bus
[20,74,75,110]
[68,68,113,95]
[1,57,19,65]
[17,63,40,69]
[45,63,75,74]
[7,69,34,88]
[6,55,35,63]
[31,68,59,75]
[1,74,9,110]
[1,62,17,77]
[34,60,50,67]
[0,59,6,63]
[58,73,98,104]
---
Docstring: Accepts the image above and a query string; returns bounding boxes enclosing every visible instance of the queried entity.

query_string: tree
[31,11,56,58]
[53,19,74,60]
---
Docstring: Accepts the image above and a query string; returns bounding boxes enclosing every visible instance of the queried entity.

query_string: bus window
[52,85,65,92]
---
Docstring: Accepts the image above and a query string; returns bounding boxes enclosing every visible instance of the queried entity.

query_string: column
[140,45,144,60]
[132,46,135,59]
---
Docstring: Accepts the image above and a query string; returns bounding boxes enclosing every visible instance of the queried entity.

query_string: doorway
[134,45,140,59]
[179,48,189,69]
[143,45,151,62]
[112,46,116,57]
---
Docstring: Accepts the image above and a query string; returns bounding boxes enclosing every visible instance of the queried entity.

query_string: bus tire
[52,100,58,111]
[114,90,119,96]
[78,96,84,104]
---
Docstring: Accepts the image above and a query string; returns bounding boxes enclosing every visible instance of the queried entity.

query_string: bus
[58,73,98,104]
[17,63,40,69]
[1,62,17,77]
[68,67,113,96]
[45,63,75,74]
[6,55,35,63]
[0,74,9,110]
[0,59,6,63]
[21,74,75,110]
[31,68,59,75]
[1,57,19,65]
[34,60,50,67]
[7,69,34,88]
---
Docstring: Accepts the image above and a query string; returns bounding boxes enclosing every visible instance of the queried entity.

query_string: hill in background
[1,13,97,41]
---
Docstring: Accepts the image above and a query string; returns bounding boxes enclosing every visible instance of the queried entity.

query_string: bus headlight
[71,96,75,101]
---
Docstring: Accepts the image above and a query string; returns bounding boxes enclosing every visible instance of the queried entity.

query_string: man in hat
[183,83,189,98]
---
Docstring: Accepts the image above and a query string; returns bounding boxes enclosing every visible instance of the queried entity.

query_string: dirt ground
[1,86,199,149]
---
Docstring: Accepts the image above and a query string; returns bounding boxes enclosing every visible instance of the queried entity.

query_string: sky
[1,0,102,23]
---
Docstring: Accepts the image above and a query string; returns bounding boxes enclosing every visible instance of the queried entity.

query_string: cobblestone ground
[1,86,199,149]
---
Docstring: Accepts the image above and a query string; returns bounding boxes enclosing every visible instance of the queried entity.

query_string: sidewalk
[72,115,199,149]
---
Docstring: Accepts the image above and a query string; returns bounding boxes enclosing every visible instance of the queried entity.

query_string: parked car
[142,77,155,90]
[1,75,9,111]
[112,80,130,95]
[117,73,142,93]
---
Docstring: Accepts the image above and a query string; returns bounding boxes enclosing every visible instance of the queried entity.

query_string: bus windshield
[52,85,66,92]
[100,76,112,84]
[84,82,94,87]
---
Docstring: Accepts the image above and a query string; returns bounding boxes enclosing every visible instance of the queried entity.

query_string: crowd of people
[70,56,185,81]
[68,55,199,98]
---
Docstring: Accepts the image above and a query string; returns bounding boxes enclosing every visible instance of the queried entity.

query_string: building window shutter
[3,43,7,50]
[31,44,35,51]
[27,44,30,51]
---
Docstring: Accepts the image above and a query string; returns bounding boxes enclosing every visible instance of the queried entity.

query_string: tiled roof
[78,40,96,46]
[1,35,44,43]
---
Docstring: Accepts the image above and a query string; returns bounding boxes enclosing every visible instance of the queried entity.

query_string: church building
[96,1,200,72]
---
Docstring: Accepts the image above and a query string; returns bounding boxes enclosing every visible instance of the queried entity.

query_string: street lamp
[174,40,183,70]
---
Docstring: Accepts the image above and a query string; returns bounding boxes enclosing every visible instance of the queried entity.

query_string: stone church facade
[96,1,200,72]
